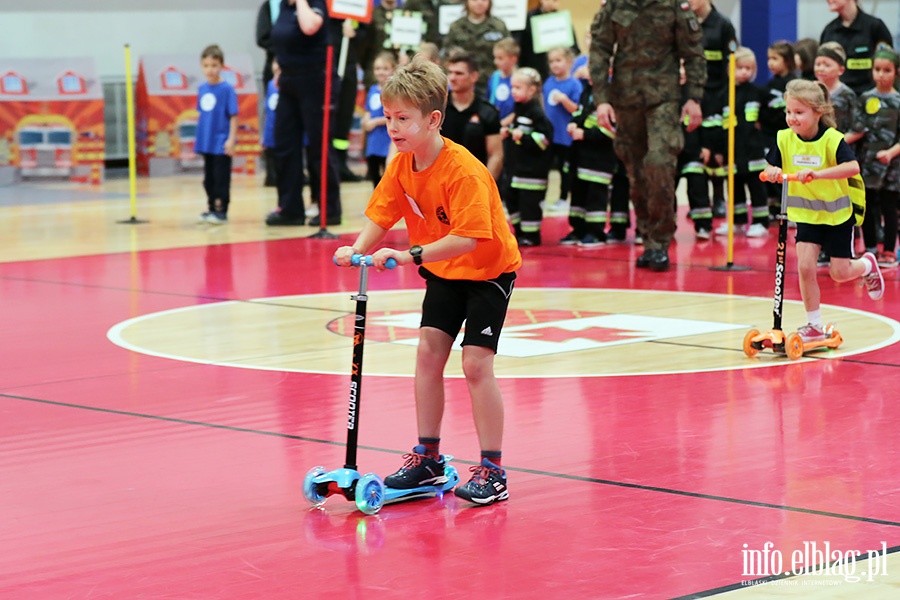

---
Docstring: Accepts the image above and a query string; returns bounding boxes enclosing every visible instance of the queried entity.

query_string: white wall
[0,5,262,79]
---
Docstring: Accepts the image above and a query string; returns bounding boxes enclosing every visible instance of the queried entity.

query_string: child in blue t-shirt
[362,51,397,187]
[488,37,519,125]
[262,58,280,188]
[542,46,581,211]
[195,44,238,224]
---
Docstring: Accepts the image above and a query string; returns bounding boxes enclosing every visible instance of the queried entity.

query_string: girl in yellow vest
[762,79,884,344]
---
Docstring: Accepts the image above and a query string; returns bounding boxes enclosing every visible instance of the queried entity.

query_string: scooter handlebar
[758,172,800,183]
[333,254,398,269]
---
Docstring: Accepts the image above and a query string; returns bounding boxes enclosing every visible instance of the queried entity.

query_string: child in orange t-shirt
[334,55,521,506]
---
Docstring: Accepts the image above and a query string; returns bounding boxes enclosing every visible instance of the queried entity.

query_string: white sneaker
[541,199,568,213]
[745,223,768,237]
[862,252,884,300]
[715,222,745,236]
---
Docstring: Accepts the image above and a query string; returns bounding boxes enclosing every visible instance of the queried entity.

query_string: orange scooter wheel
[785,333,804,360]
[743,329,760,357]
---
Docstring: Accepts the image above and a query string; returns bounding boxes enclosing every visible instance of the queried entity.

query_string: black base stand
[116,217,149,224]
[309,228,338,240]
[710,263,751,271]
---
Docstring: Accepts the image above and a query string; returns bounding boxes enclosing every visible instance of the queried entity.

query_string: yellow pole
[124,44,138,219]
[726,48,736,266]
[709,42,748,272]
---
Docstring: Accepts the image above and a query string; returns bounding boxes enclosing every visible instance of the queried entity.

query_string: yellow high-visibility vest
[777,128,865,226]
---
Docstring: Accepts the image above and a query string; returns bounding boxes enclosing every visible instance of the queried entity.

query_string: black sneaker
[559,231,580,245]
[817,251,830,267]
[383,446,448,489]
[454,459,508,506]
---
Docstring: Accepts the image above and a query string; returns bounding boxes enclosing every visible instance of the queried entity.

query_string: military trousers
[613,101,683,251]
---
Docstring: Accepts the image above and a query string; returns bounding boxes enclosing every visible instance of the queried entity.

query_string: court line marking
[106,287,900,378]
[5,390,900,531]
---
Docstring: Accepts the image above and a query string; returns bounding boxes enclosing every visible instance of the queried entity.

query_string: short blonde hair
[547,46,575,61]
[417,42,440,64]
[784,79,836,129]
[512,67,543,106]
[734,47,757,81]
[494,37,520,57]
[382,54,448,118]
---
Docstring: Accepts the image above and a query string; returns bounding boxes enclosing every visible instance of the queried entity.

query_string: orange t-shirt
[365,137,522,280]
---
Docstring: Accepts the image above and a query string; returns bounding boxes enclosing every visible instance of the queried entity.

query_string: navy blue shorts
[795,216,855,259]
[418,267,516,353]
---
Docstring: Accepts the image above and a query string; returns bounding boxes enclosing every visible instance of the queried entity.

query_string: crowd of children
[198,3,900,278]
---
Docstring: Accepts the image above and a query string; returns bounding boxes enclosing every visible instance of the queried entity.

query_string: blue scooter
[303,255,460,514]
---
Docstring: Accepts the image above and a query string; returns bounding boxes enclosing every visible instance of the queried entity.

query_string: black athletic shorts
[418,267,516,353]
[795,215,855,259]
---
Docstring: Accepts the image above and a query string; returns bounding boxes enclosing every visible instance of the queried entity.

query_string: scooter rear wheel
[743,329,761,357]
[303,466,328,507]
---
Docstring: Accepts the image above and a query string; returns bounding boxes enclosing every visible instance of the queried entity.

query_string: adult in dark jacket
[256,0,279,88]
[266,0,342,227]
[820,0,893,95]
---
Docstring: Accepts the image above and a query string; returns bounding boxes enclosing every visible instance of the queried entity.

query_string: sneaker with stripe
[383,445,448,489]
[862,252,884,301]
[454,459,508,506]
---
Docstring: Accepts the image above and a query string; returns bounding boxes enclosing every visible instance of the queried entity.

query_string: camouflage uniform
[830,84,857,135]
[852,89,900,253]
[443,16,510,93]
[589,0,706,253]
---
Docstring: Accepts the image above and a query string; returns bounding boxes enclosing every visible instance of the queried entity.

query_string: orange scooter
[743,173,843,360]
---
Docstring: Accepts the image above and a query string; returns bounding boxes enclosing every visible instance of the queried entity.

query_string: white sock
[861,256,873,276]
[807,309,822,328]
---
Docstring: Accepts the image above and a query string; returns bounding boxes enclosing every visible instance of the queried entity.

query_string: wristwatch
[409,245,423,265]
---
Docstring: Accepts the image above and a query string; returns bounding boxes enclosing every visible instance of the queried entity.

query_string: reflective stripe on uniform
[577,167,612,184]
[747,158,767,172]
[682,161,705,175]
[511,176,548,190]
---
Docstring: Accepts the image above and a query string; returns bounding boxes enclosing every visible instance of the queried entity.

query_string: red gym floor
[2,208,900,599]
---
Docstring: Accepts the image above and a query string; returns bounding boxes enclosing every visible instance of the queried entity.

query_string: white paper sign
[439,4,466,36]
[391,13,425,47]
[531,10,574,54]
[493,0,527,32]
[329,0,370,21]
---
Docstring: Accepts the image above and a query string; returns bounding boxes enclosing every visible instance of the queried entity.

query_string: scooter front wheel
[355,473,385,515]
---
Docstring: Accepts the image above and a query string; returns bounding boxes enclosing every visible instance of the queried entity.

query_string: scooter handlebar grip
[758,172,799,182]
[338,254,398,269]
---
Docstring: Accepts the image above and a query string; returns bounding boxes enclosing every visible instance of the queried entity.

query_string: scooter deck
[744,327,842,360]
[383,464,461,504]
